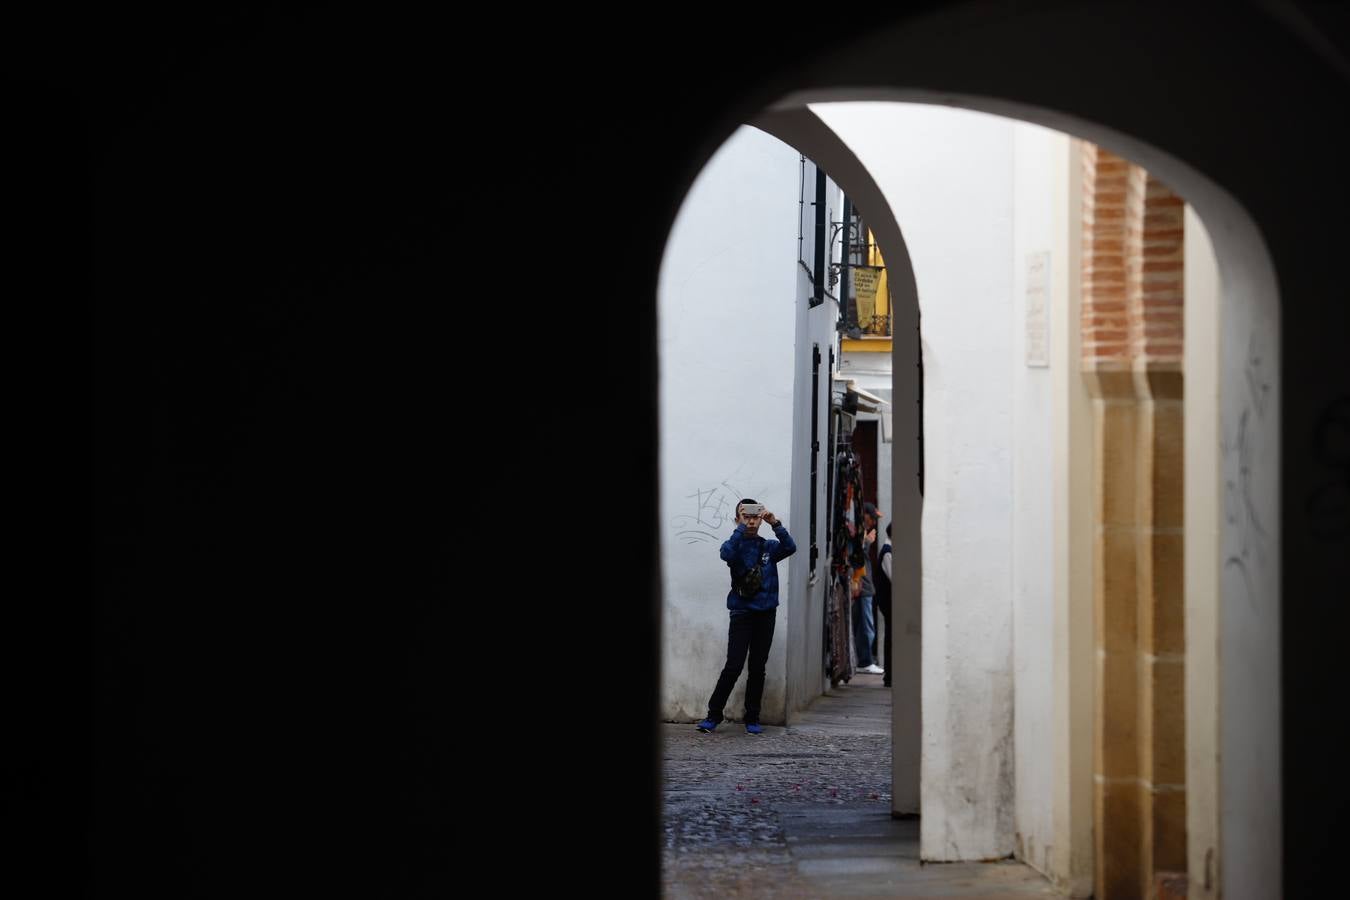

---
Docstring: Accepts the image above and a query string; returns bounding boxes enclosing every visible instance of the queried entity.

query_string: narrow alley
[662,675,1056,898]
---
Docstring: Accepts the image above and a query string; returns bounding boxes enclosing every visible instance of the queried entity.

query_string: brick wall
[1082,148,1184,370]
[1139,176,1184,364]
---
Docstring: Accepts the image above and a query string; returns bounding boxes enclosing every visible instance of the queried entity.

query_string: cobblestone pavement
[661,677,1056,898]
[663,723,892,897]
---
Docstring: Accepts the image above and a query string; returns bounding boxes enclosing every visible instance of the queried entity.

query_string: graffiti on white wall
[1222,331,1275,612]
[672,479,745,545]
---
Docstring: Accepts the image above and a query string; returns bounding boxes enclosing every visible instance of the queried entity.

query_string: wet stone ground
[661,723,892,898]
[660,678,1055,899]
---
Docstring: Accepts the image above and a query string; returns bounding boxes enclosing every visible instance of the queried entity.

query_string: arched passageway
[68,6,1348,898]
[594,4,1346,897]
[665,91,1255,895]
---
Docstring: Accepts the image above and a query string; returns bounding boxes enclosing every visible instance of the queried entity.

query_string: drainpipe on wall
[812,167,826,307]
[840,197,861,338]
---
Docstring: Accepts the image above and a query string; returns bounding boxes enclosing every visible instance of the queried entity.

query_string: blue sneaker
[745,722,763,735]
[696,719,717,733]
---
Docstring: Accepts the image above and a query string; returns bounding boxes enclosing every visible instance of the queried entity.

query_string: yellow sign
[852,267,880,327]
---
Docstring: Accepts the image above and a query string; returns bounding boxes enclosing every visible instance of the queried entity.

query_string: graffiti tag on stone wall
[1222,332,1273,611]
[672,479,744,545]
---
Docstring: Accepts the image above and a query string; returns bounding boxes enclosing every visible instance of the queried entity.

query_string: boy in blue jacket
[697,498,796,735]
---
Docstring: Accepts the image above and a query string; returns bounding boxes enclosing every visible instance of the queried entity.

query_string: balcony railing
[859,312,892,337]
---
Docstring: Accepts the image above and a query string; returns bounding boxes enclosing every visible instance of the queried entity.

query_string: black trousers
[705,608,776,725]
[875,590,892,686]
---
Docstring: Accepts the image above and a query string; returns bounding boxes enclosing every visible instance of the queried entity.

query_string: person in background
[875,522,893,687]
[853,502,884,675]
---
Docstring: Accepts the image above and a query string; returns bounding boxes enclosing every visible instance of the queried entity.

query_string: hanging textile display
[827,575,851,684]
[825,441,868,685]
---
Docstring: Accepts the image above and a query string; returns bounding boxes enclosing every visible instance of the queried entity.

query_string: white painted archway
[681,90,1280,897]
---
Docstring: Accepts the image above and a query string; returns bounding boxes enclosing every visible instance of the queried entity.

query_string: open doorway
[657,90,1276,899]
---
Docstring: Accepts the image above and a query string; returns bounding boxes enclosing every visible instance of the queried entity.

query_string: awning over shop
[850,384,889,412]
[833,374,890,413]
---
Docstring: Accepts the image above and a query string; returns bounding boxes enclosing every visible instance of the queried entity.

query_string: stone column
[1084,148,1187,899]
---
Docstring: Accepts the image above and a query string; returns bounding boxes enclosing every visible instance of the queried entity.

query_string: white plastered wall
[657,126,802,724]
[812,102,1035,861]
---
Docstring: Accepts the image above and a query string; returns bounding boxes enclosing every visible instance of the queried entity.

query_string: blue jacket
[720,522,797,611]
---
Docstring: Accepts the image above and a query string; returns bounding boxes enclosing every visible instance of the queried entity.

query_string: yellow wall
[847,230,891,351]
[841,337,892,353]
